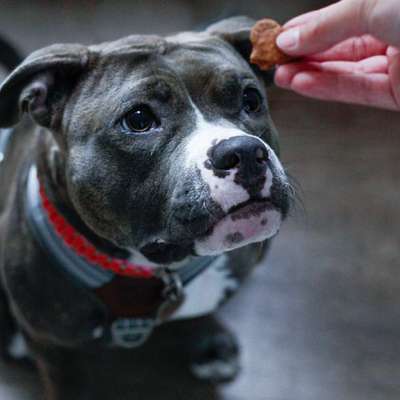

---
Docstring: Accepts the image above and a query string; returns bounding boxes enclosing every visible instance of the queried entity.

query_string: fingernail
[276,28,299,51]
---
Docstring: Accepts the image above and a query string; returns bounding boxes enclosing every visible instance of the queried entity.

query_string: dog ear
[206,16,275,86]
[0,43,89,128]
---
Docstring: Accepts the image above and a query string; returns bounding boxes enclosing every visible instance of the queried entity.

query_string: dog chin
[193,205,282,256]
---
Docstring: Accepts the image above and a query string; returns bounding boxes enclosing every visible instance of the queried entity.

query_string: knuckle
[351,36,369,61]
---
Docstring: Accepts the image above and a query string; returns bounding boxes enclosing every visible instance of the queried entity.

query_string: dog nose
[209,136,269,175]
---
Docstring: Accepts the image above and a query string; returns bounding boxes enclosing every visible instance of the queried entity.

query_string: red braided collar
[39,183,155,279]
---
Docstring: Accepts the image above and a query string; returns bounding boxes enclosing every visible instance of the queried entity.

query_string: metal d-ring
[159,269,184,303]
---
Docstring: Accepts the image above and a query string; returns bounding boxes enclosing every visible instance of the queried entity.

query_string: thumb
[276,0,368,56]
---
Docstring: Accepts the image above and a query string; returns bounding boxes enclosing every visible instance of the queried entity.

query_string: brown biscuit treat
[250,18,293,70]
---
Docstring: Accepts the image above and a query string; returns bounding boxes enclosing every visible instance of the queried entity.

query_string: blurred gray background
[1,0,399,399]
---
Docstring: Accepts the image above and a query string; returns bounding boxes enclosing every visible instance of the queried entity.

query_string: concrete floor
[1,1,400,399]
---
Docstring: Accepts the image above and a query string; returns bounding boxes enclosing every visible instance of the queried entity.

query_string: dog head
[0,17,290,265]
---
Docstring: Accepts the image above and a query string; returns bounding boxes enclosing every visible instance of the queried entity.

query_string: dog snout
[206,136,269,197]
[168,183,225,239]
[208,136,268,177]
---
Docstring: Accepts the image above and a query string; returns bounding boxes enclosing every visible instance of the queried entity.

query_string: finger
[387,52,400,108]
[275,62,320,89]
[319,56,389,74]
[387,46,400,57]
[276,0,368,56]
[275,56,388,88]
[282,70,398,111]
[284,9,321,28]
[307,35,387,62]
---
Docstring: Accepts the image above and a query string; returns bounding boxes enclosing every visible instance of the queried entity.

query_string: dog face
[0,17,290,265]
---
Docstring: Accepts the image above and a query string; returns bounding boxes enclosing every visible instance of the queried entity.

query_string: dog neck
[35,130,135,261]
[31,130,211,274]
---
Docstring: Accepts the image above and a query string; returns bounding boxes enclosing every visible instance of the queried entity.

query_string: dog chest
[169,255,238,320]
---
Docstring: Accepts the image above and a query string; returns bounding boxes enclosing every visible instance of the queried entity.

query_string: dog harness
[24,165,229,348]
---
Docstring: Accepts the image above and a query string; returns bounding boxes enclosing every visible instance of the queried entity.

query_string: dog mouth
[202,197,275,234]
[140,198,280,263]
[193,197,283,256]
[225,198,274,222]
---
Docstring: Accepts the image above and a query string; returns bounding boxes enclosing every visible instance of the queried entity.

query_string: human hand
[274,0,400,111]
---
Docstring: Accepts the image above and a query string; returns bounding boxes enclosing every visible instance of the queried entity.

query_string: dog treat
[250,18,293,70]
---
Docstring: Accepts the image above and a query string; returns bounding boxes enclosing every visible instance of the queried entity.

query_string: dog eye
[121,105,158,133]
[242,88,262,114]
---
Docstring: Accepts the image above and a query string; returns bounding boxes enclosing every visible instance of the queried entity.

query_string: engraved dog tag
[111,318,155,348]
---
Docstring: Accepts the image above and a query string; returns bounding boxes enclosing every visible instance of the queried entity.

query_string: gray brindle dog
[0,17,291,399]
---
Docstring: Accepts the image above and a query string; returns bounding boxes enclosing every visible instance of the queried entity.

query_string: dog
[0,16,291,399]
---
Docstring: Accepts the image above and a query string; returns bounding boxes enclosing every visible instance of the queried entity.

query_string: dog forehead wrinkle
[90,34,168,56]
[163,37,257,98]
[166,31,210,45]
[166,34,250,69]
